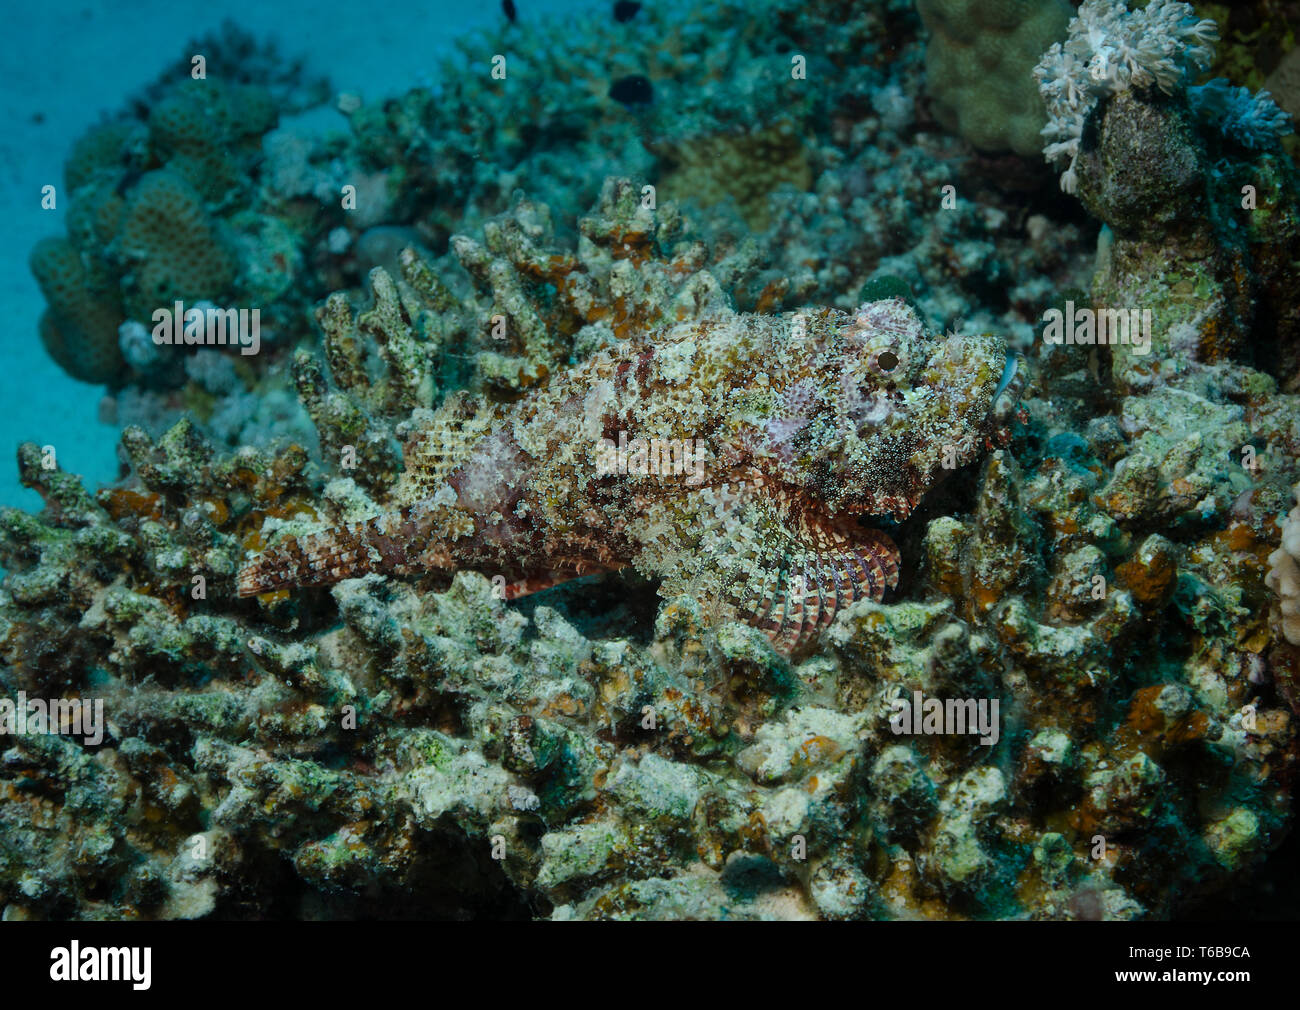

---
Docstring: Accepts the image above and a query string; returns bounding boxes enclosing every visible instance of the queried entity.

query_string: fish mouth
[843,491,920,524]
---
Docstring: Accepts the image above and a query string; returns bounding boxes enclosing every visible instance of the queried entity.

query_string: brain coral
[916,0,1072,156]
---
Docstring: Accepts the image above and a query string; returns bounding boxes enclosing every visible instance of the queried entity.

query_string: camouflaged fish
[239,298,1025,653]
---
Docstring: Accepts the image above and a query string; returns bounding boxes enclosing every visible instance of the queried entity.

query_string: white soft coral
[1034,0,1219,192]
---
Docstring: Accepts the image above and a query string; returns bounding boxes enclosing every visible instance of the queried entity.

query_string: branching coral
[5,174,1300,920]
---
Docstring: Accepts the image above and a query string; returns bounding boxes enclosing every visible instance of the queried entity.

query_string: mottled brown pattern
[240,299,1020,652]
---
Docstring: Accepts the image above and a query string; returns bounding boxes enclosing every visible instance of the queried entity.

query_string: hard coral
[119,170,239,317]
[917,0,1072,156]
[31,72,339,392]
[29,237,126,385]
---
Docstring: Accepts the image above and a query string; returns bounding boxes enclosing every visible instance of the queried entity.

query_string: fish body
[239,298,1021,652]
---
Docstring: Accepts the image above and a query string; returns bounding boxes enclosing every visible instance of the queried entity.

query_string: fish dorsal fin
[396,392,496,500]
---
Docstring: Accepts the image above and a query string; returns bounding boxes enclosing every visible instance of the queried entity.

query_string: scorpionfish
[239,297,1024,653]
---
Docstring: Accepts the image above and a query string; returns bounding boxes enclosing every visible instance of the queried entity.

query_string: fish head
[759,298,1023,520]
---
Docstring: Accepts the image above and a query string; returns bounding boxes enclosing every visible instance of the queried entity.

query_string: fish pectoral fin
[395,393,495,500]
[669,478,901,654]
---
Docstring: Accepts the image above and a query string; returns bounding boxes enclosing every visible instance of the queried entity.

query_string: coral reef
[6,0,1299,923]
[4,166,1299,919]
[127,18,332,116]
[33,0,1088,433]
[1036,0,1300,385]
[30,77,299,388]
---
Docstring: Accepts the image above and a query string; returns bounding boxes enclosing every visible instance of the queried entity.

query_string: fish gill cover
[1,0,1299,925]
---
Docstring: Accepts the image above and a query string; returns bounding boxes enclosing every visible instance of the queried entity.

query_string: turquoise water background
[1,0,602,512]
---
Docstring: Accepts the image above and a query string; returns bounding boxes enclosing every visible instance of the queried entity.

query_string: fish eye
[877,350,899,372]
